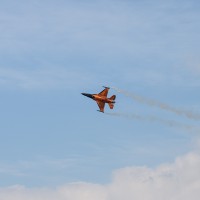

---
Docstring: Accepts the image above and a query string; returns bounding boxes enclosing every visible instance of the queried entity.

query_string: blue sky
[0,0,200,194]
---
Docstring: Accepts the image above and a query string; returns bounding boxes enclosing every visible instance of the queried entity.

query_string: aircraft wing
[96,101,105,112]
[98,88,109,97]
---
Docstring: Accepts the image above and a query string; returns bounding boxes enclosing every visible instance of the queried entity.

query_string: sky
[0,0,200,199]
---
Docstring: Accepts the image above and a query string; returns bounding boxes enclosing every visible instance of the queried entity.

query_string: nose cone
[81,93,93,99]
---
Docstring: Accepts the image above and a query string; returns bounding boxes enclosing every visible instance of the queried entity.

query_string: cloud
[0,156,82,180]
[0,67,94,90]
[0,151,200,200]
[1,0,199,57]
[1,0,200,88]
[0,165,25,177]
[185,55,200,75]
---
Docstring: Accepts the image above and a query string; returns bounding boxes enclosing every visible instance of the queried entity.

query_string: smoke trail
[105,112,199,132]
[112,87,200,121]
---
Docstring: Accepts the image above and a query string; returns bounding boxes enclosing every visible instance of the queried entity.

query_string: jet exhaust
[111,87,200,121]
[105,112,200,132]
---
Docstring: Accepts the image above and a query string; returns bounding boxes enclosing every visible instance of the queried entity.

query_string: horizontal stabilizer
[108,103,114,109]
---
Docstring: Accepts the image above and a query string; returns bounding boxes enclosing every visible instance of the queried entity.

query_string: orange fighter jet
[81,86,116,113]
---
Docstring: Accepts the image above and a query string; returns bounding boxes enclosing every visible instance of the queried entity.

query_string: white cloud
[1,0,200,88]
[0,165,25,177]
[0,151,200,200]
[185,55,200,75]
[0,67,94,90]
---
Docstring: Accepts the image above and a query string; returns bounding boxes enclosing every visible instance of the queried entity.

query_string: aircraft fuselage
[81,93,115,104]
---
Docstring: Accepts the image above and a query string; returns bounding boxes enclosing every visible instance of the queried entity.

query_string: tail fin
[108,103,114,109]
[109,95,116,101]
[108,95,116,109]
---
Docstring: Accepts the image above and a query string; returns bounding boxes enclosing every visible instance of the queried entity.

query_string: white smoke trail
[112,87,200,121]
[105,112,199,132]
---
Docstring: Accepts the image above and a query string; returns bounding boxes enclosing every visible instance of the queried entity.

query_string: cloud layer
[0,67,94,90]
[1,151,200,200]
[1,0,200,89]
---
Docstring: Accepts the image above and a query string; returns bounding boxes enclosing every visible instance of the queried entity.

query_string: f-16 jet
[81,86,116,113]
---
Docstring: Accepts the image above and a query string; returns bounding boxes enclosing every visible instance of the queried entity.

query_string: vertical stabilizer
[109,95,116,101]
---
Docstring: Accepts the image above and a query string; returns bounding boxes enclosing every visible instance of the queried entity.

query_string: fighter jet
[81,86,116,113]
